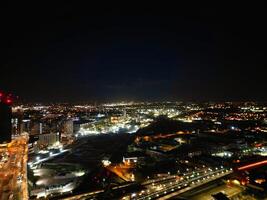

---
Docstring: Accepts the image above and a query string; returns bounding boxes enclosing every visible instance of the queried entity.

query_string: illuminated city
[1,3,267,200]
[1,99,267,199]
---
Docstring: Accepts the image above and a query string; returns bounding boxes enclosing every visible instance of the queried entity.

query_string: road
[0,134,28,199]
[62,183,136,200]
[61,166,233,200]
[28,149,70,167]
[121,166,233,200]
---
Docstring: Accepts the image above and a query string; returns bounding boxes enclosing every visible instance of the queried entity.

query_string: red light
[6,99,12,104]
[0,91,15,105]
[238,160,267,171]
[4,98,13,105]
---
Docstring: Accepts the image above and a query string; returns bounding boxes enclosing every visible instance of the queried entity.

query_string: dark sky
[1,3,267,102]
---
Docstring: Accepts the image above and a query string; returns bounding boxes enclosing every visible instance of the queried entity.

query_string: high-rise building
[30,122,43,135]
[62,119,74,135]
[0,92,12,144]
[11,107,24,136]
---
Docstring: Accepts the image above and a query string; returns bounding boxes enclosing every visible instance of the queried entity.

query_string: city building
[62,119,74,136]
[36,132,60,148]
[0,92,28,199]
[11,108,24,136]
[0,93,12,144]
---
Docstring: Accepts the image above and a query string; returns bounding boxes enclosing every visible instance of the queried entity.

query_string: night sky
[1,3,267,102]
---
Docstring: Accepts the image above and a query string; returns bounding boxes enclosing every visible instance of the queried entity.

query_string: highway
[62,183,136,200]
[59,157,267,200]
[121,166,233,200]
[61,166,233,200]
